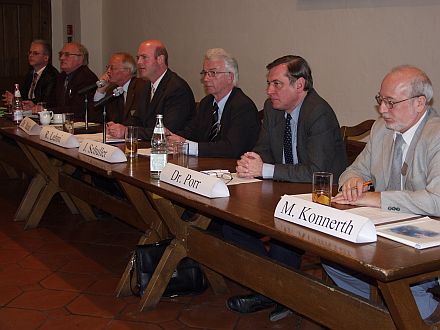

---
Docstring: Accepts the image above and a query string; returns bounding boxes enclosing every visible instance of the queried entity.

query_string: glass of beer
[312,172,333,206]
[125,126,139,158]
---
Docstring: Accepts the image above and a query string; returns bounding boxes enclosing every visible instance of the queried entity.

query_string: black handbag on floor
[130,238,208,297]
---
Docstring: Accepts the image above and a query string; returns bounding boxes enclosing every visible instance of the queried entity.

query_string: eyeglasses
[106,65,128,71]
[375,93,423,109]
[200,70,230,78]
[28,51,43,56]
[202,170,233,184]
[58,51,83,58]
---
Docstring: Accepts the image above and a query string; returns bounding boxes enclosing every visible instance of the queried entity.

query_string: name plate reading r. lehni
[78,140,127,163]
[160,163,230,198]
[39,126,79,148]
[19,117,41,135]
[274,195,376,243]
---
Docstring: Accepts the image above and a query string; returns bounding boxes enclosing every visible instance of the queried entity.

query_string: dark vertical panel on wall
[0,0,51,96]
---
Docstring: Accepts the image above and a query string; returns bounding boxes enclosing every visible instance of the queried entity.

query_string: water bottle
[12,84,23,124]
[150,114,168,179]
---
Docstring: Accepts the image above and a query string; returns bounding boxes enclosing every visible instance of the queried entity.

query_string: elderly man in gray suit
[325,65,440,325]
[225,55,346,322]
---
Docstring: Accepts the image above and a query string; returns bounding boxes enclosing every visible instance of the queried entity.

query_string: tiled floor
[0,174,325,330]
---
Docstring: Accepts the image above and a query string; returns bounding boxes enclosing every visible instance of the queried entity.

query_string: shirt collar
[213,89,233,119]
[285,100,303,122]
[398,110,428,145]
[151,69,167,91]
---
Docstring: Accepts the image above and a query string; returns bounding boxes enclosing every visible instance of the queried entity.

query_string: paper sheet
[75,132,124,143]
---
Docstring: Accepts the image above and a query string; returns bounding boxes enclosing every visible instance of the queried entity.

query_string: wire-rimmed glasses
[202,170,233,184]
[375,94,423,109]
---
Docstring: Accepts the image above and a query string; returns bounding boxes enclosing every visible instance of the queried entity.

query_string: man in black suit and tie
[107,40,195,140]
[92,52,147,129]
[166,48,260,158]
[2,39,59,111]
[225,55,346,322]
[54,42,98,120]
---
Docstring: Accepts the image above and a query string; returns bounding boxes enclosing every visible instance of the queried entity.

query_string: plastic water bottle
[12,84,23,124]
[150,114,168,179]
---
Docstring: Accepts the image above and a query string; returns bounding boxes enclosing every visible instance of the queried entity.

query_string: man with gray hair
[325,65,440,325]
[54,42,98,120]
[167,48,260,158]
[93,52,147,128]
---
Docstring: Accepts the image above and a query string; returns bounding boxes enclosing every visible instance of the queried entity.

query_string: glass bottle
[12,83,23,124]
[150,114,168,179]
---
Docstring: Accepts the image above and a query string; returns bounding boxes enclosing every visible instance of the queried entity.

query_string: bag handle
[129,251,141,297]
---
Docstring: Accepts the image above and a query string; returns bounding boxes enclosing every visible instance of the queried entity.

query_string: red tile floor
[0,174,325,330]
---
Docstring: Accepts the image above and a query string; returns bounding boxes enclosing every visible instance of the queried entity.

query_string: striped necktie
[284,113,294,164]
[28,72,38,99]
[208,102,219,141]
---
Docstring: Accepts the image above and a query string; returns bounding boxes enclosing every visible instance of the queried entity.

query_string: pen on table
[350,180,373,190]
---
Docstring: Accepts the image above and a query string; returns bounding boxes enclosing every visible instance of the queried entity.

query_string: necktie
[28,72,38,99]
[150,84,155,101]
[284,113,294,164]
[208,102,219,141]
[388,134,405,190]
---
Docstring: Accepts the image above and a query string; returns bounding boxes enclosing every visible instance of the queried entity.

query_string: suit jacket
[92,78,148,126]
[254,88,346,182]
[54,65,98,121]
[178,87,260,158]
[21,64,59,107]
[133,69,195,140]
[339,107,440,216]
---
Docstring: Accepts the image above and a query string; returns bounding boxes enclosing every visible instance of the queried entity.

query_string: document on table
[227,173,261,185]
[75,132,124,143]
[344,207,418,226]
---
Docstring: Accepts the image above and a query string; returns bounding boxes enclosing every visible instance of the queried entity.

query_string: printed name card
[39,126,79,148]
[160,163,230,198]
[78,139,127,163]
[274,195,376,243]
[19,117,41,135]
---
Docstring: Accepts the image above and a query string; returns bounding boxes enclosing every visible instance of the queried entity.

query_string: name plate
[19,117,41,135]
[274,195,376,243]
[160,163,230,198]
[78,139,127,163]
[39,126,79,148]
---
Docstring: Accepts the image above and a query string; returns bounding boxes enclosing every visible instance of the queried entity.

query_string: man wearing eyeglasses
[226,55,346,321]
[2,39,59,111]
[54,42,98,120]
[92,52,146,130]
[324,65,440,325]
[123,39,195,140]
[166,48,260,158]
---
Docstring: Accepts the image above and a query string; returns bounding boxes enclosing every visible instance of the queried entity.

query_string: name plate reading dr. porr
[78,140,127,163]
[160,163,230,198]
[274,195,376,243]
[39,126,79,148]
[19,117,41,135]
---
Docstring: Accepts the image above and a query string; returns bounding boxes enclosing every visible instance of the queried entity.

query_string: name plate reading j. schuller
[78,140,127,163]
[274,195,376,243]
[39,126,79,148]
[19,117,41,136]
[160,163,230,198]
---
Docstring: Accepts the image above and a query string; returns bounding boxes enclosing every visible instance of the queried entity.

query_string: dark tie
[284,113,293,164]
[388,134,405,190]
[208,102,219,141]
[28,72,38,99]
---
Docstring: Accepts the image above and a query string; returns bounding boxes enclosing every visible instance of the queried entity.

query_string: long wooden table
[1,119,439,329]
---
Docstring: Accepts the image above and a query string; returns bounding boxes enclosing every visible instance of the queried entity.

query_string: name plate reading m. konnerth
[39,126,79,148]
[274,195,376,243]
[78,139,127,163]
[160,163,230,198]
[19,117,41,135]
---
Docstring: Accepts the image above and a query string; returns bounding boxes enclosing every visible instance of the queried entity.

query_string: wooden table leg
[14,173,46,221]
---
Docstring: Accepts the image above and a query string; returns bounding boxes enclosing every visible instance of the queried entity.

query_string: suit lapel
[382,130,394,189]
[124,79,135,118]
[274,109,286,162]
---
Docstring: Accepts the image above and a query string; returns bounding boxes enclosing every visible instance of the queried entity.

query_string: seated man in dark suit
[107,40,195,140]
[92,52,147,127]
[54,42,98,121]
[2,39,59,111]
[225,55,346,321]
[167,48,260,158]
